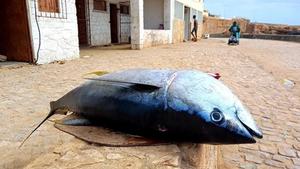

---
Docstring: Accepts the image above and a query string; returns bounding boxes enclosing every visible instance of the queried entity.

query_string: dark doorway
[110,4,118,43]
[76,0,88,45]
[0,0,33,62]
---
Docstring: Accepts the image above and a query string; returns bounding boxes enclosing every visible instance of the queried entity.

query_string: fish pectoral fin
[54,113,93,126]
[54,109,69,115]
[54,123,170,147]
[129,84,160,92]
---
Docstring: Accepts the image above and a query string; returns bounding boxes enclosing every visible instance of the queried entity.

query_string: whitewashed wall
[143,30,172,47]
[28,0,79,64]
[176,0,203,11]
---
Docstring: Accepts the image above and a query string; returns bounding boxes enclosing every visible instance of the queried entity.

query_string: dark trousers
[191,28,198,38]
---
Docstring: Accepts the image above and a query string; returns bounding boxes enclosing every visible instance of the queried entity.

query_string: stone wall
[203,16,300,37]
[203,17,250,35]
[28,0,80,64]
[246,23,300,35]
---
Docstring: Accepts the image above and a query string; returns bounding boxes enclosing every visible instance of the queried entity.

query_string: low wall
[209,33,300,43]
[143,29,171,48]
[242,34,300,42]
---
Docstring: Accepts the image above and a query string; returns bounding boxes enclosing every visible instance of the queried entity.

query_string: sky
[204,0,300,25]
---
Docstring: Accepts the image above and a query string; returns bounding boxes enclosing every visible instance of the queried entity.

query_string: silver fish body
[50,69,262,144]
[21,69,263,147]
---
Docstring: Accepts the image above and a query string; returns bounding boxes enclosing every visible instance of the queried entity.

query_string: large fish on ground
[21,69,263,147]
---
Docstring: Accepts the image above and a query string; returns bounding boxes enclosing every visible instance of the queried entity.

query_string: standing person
[229,21,241,43]
[191,15,198,41]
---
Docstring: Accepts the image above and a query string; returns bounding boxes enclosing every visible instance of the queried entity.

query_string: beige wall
[173,18,185,43]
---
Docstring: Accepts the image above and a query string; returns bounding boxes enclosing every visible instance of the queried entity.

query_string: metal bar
[65,0,68,19]
[87,0,92,45]
[61,0,63,18]
[35,0,67,19]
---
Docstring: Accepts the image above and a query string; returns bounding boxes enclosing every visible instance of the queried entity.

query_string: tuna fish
[20,69,263,147]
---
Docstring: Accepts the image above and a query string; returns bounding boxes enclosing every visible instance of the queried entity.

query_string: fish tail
[19,101,59,148]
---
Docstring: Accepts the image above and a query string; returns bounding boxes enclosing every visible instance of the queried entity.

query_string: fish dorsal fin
[86,69,176,88]
[85,78,161,91]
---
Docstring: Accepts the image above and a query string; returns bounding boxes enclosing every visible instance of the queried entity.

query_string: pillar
[130,0,144,49]
[164,0,174,43]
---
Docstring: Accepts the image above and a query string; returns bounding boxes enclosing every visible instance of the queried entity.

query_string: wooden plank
[110,3,118,43]
[76,0,88,45]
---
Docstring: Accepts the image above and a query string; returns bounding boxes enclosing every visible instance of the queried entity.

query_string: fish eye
[211,109,224,124]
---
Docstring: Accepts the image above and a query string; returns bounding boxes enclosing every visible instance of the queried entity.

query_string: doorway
[0,0,33,62]
[76,0,88,45]
[110,3,118,43]
[184,6,191,41]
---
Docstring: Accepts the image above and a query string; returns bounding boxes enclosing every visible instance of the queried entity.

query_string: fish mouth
[240,120,263,139]
[225,110,263,144]
[228,119,256,144]
[236,110,263,142]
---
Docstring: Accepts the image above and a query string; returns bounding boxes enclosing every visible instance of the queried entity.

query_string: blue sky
[204,0,300,25]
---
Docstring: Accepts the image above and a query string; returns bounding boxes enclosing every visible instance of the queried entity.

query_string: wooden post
[179,144,219,169]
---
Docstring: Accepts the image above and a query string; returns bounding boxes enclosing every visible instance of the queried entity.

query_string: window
[174,1,184,20]
[94,0,107,11]
[38,0,60,13]
[120,5,129,15]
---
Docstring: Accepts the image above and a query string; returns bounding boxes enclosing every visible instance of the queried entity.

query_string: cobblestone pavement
[0,39,299,169]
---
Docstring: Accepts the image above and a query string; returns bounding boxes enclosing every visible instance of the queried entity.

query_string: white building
[0,0,204,64]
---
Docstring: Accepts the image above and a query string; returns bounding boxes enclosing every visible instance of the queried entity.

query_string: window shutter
[120,5,129,15]
[38,0,60,13]
[94,0,107,11]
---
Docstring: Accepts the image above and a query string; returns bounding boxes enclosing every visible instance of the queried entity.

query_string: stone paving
[0,39,299,169]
